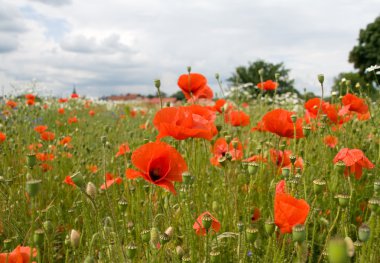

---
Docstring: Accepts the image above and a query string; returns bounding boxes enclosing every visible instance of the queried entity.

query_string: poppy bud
[246,227,258,243]
[358,224,370,242]
[86,182,97,199]
[317,74,324,85]
[215,73,220,80]
[126,243,137,259]
[327,238,348,263]
[154,79,161,89]
[224,135,232,144]
[34,229,45,247]
[345,79,351,88]
[210,250,221,263]
[165,226,174,237]
[70,229,80,249]
[275,73,280,80]
[336,194,350,208]
[344,237,355,257]
[70,172,85,188]
[118,198,128,213]
[26,153,37,169]
[258,68,264,76]
[202,214,213,231]
[313,179,326,194]
[176,246,185,259]
[247,162,259,175]
[26,179,42,197]
[292,224,306,243]
[187,66,191,73]
[264,221,275,235]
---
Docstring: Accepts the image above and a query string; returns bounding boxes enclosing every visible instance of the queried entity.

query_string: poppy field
[0,72,380,263]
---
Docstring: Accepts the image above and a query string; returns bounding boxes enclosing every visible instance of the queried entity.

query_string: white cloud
[1,0,380,97]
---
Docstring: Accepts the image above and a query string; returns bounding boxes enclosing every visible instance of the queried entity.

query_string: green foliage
[228,59,299,97]
[349,16,380,78]
[170,90,185,101]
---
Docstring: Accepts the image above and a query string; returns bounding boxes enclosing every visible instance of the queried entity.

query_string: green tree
[170,90,185,101]
[349,16,380,78]
[228,59,299,97]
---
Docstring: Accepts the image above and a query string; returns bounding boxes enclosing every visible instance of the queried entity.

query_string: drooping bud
[70,229,80,249]
[86,182,97,199]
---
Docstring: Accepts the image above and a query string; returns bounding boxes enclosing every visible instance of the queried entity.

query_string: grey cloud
[29,0,71,7]
[0,34,18,53]
[60,34,132,54]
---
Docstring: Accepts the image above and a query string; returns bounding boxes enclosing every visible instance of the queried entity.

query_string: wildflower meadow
[1,69,380,263]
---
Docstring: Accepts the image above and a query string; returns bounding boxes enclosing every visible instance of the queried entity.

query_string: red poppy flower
[357,112,370,121]
[323,135,338,148]
[63,176,76,188]
[243,154,267,163]
[58,108,65,114]
[224,110,250,127]
[100,173,123,190]
[68,116,78,124]
[126,141,188,194]
[0,245,37,263]
[28,143,43,152]
[304,98,324,118]
[59,136,72,146]
[270,149,303,170]
[153,105,217,141]
[212,99,226,113]
[26,99,35,106]
[58,98,68,103]
[40,163,53,172]
[40,131,55,141]
[89,110,95,116]
[115,143,130,157]
[6,100,17,109]
[193,211,221,236]
[274,181,310,233]
[34,125,48,133]
[178,73,207,94]
[257,80,278,91]
[0,132,6,143]
[88,165,98,174]
[254,109,303,139]
[25,94,36,101]
[210,137,243,166]
[36,153,55,162]
[340,93,368,115]
[251,207,261,223]
[71,93,79,99]
[333,148,374,179]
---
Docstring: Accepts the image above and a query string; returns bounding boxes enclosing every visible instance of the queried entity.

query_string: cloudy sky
[0,0,379,98]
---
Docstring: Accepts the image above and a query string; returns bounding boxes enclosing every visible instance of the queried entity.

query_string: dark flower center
[149,168,161,182]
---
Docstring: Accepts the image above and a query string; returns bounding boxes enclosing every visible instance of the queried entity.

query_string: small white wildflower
[365,65,380,73]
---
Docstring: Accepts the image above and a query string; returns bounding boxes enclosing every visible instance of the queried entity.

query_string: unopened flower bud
[215,73,220,80]
[86,182,97,199]
[70,229,80,249]
[187,66,191,73]
[290,114,297,123]
[344,237,355,257]
[327,238,348,263]
[237,221,244,232]
[258,68,264,76]
[154,79,161,89]
[318,74,324,85]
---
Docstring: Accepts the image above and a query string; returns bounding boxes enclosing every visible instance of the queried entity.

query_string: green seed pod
[182,255,191,262]
[3,239,13,251]
[303,126,311,137]
[313,179,326,194]
[237,221,244,232]
[126,243,137,260]
[202,214,213,231]
[26,153,37,169]
[210,250,221,263]
[264,221,275,235]
[150,227,160,245]
[118,198,128,213]
[290,114,297,124]
[247,162,259,175]
[33,229,45,248]
[182,172,193,185]
[335,161,346,173]
[26,179,42,197]
[289,155,297,165]
[43,220,54,235]
[292,224,306,243]
[358,224,370,242]
[281,167,290,178]
[141,229,151,243]
[159,233,170,245]
[246,227,258,243]
[154,79,161,89]
[374,180,380,193]
[317,74,324,85]
[336,194,350,208]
